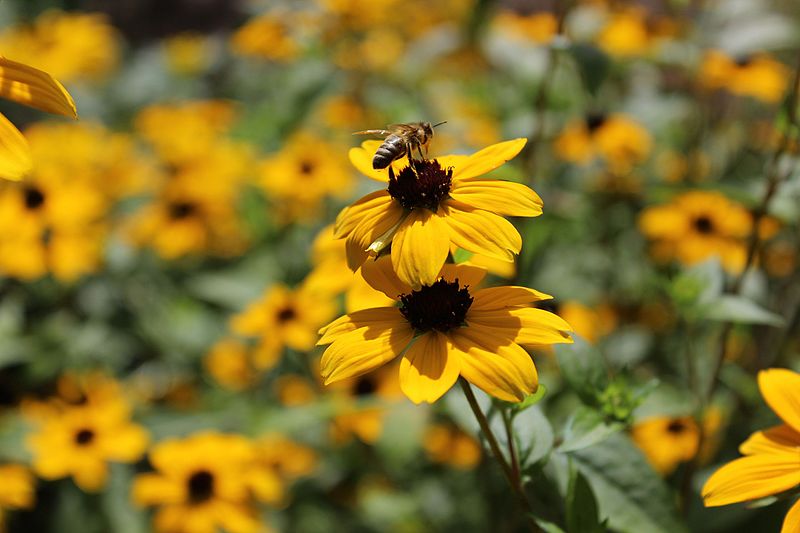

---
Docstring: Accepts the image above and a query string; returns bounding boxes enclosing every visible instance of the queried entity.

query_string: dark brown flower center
[693,215,714,234]
[387,160,452,211]
[399,278,473,333]
[187,470,215,504]
[733,55,753,68]
[299,160,315,175]
[276,306,296,323]
[354,375,377,396]
[585,112,608,133]
[75,428,95,445]
[666,420,687,434]
[24,186,46,210]
[168,201,197,219]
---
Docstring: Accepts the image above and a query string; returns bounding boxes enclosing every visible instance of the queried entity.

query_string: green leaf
[514,404,555,467]
[565,433,688,533]
[508,384,547,415]
[703,295,785,326]
[554,338,609,405]
[558,407,623,453]
[532,516,567,533]
[566,461,604,533]
[568,44,610,95]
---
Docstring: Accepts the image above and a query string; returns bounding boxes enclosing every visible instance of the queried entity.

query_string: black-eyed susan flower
[318,257,572,404]
[0,10,120,82]
[254,434,317,483]
[424,423,481,469]
[26,402,149,491]
[558,301,617,345]
[340,138,542,288]
[0,464,35,526]
[702,369,800,531]
[631,416,700,475]
[554,113,652,174]
[132,432,281,533]
[0,57,76,180]
[638,190,779,273]
[594,7,677,58]
[699,50,788,104]
[204,338,259,391]
[492,9,559,45]
[230,13,302,62]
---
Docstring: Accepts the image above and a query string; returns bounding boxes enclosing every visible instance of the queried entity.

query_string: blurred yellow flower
[230,13,300,62]
[631,416,699,475]
[0,10,120,82]
[164,33,213,75]
[254,434,317,483]
[258,133,354,223]
[132,432,282,533]
[204,338,258,391]
[638,190,778,273]
[424,423,481,469]
[493,10,558,45]
[341,138,542,288]
[699,50,788,104]
[0,464,35,527]
[26,401,149,492]
[554,113,652,174]
[275,374,318,407]
[703,369,800,532]
[558,301,617,344]
[232,284,337,360]
[319,258,572,404]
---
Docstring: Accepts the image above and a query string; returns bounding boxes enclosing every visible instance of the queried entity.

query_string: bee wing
[352,129,392,136]
[386,123,419,135]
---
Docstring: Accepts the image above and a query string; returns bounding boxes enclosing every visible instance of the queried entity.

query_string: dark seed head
[299,160,315,175]
[666,420,687,434]
[399,278,473,333]
[585,112,608,133]
[387,160,452,211]
[354,376,377,397]
[733,55,753,67]
[693,215,714,235]
[187,470,215,504]
[23,186,46,210]
[75,429,95,445]
[276,306,297,323]
[168,201,197,219]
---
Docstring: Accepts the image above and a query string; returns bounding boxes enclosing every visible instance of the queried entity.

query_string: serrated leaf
[566,433,688,533]
[554,338,609,405]
[558,407,623,453]
[704,295,785,326]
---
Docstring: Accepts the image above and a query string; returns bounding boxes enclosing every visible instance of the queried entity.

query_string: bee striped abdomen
[373,135,407,169]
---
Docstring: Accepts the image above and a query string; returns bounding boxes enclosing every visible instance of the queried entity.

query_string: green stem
[459,379,541,532]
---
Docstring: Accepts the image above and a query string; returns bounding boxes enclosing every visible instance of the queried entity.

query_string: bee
[354,121,446,170]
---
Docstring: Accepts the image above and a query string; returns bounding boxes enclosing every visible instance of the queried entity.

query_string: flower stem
[459,379,542,532]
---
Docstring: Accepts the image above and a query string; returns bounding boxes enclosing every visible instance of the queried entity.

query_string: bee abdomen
[373,135,406,169]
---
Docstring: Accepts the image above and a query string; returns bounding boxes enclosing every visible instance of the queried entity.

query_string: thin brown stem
[460,379,541,532]
[502,407,522,485]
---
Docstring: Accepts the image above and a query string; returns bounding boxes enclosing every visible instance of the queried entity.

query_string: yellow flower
[258,133,354,223]
[232,284,337,359]
[230,13,300,62]
[340,138,542,288]
[318,258,572,404]
[254,434,317,482]
[638,190,778,273]
[132,432,282,533]
[424,423,481,469]
[204,338,258,391]
[0,10,120,82]
[631,416,699,475]
[554,113,652,174]
[275,374,318,407]
[702,369,800,532]
[596,8,651,57]
[558,301,617,344]
[0,57,77,181]
[0,464,35,527]
[164,33,212,75]
[26,402,149,492]
[699,50,788,104]
[493,10,559,45]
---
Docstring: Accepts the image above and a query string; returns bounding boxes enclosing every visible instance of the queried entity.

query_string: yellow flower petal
[391,209,450,288]
[0,113,32,180]
[449,178,543,217]
[467,308,573,346]
[740,424,800,456]
[399,332,460,404]
[759,369,800,434]
[452,138,527,181]
[782,498,800,533]
[442,201,521,261]
[348,143,391,182]
[448,326,537,402]
[439,263,487,289]
[471,286,553,310]
[360,255,411,301]
[702,452,800,507]
[0,57,77,117]
[320,324,414,384]
[334,190,393,238]
[317,307,403,345]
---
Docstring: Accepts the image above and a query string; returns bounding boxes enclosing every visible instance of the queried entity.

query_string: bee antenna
[432,121,447,128]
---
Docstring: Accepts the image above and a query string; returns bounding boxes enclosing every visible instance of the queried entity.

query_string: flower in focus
[132,432,282,533]
[340,138,541,288]
[0,10,120,82]
[258,133,354,223]
[0,464,35,527]
[318,258,572,404]
[554,113,652,174]
[0,57,76,180]
[699,50,788,104]
[231,284,337,363]
[638,190,779,273]
[702,369,800,532]
[26,401,149,491]
[424,423,481,469]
